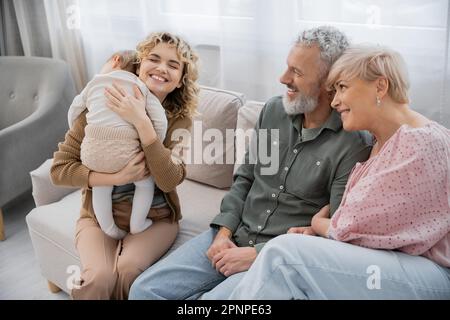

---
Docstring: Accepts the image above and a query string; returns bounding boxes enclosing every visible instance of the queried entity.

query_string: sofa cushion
[167,179,228,254]
[186,86,245,189]
[234,100,265,174]
[27,190,81,259]
[30,158,79,207]
[26,179,227,293]
[26,180,226,260]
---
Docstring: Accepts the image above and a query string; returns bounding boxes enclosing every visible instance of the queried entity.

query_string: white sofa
[26,86,264,294]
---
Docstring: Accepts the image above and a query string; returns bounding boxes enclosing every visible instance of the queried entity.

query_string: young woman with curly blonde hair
[51,32,199,299]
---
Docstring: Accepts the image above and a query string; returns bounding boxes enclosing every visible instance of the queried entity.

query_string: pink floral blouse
[328,122,450,267]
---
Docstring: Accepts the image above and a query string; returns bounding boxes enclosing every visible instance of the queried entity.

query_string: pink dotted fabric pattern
[328,122,450,267]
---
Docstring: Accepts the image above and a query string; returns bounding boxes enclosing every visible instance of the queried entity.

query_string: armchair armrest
[30,159,79,207]
[0,57,76,207]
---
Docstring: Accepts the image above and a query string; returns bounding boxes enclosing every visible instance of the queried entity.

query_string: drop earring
[376,96,381,107]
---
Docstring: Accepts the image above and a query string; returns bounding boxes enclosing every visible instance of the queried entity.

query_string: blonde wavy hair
[327,45,410,104]
[136,32,199,119]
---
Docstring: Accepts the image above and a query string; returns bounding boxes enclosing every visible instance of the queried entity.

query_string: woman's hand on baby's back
[114,152,149,185]
[105,82,147,127]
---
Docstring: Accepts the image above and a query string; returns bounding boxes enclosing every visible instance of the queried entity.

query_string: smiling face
[330,77,378,131]
[279,44,324,115]
[138,42,184,102]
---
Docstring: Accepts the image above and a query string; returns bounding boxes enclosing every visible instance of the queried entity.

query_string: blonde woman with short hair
[228,45,450,300]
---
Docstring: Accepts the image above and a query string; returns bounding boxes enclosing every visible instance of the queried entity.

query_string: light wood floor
[0,191,68,300]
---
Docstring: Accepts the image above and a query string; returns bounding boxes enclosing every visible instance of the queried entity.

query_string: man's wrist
[218,227,233,239]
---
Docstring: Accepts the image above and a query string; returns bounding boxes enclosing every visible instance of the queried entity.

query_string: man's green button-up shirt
[211,96,372,252]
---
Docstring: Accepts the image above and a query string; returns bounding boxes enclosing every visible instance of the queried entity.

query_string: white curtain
[43,0,88,92]
[445,5,450,126]
[0,0,23,55]
[0,0,51,57]
[76,0,450,126]
[0,0,88,92]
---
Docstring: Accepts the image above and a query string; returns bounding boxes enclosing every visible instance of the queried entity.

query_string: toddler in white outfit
[68,50,168,240]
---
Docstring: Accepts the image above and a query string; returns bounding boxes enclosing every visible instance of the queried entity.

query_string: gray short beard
[282,93,318,115]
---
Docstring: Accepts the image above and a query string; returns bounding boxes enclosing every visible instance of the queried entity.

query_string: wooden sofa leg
[47,280,62,293]
[0,208,5,241]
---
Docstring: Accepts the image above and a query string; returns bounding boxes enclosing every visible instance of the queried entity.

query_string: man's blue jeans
[129,228,246,300]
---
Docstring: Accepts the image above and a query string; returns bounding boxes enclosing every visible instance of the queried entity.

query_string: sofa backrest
[234,100,265,175]
[185,86,245,189]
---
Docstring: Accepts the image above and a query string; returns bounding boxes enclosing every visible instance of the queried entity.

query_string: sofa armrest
[30,159,79,207]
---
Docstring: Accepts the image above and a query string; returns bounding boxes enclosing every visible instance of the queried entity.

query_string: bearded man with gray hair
[129,26,372,300]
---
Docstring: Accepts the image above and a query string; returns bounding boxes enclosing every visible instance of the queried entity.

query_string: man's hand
[287,226,317,236]
[212,247,257,277]
[206,227,237,262]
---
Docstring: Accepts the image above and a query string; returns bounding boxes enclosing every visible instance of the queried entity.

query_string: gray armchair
[0,56,76,240]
